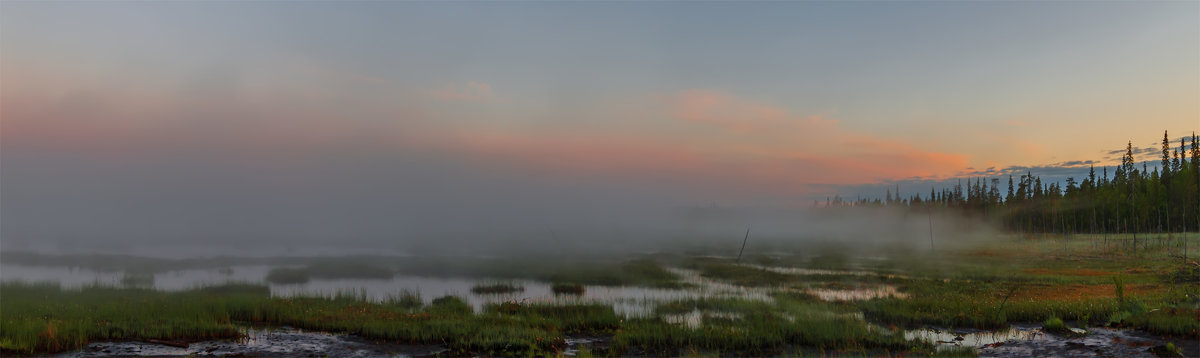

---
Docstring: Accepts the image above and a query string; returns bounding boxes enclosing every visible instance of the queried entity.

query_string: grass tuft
[1041,316,1069,335]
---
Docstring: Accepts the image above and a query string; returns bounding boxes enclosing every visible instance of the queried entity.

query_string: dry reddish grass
[1022,268,1115,277]
[962,246,1044,258]
[963,249,1009,257]
[1015,284,1162,301]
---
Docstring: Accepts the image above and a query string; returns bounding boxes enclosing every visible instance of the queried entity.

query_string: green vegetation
[685,258,792,286]
[0,283,569,355]
[609,316,915,356]
[0,282,249,354]
[4,232,1197,355]
[611,291,925,356]
[0,282,934,356]
[856,235,1199,339]
[383,290,423,312]
[1150,342,1184,357]
[427,295,473,316]
[931,346,979,357]
[485,301,619,333]
[861,278,1119,329]
[1041,316,1067,335]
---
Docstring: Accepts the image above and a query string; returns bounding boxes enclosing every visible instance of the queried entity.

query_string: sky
[2,2,1197,246]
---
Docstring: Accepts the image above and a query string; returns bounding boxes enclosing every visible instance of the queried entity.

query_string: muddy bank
[57,324,1196,357]
[55,328,446,358]
[57,327,614,358]
[973,325,1196,358]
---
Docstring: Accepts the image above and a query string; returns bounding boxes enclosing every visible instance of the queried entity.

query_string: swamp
[2,233,1197,357]
[3,1,1199,357]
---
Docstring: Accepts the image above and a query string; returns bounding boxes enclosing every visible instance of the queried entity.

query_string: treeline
[824,130,1200,234]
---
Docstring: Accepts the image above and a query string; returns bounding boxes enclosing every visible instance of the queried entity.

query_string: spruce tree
[1007,175,1014,203]
[1162,130,1171,183]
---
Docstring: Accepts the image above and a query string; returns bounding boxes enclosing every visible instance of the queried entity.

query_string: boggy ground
[2,233,1197,357]
[57,327,449,358]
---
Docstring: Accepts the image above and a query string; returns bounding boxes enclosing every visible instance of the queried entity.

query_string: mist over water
[2,159,995,260]
[2,128,998,261]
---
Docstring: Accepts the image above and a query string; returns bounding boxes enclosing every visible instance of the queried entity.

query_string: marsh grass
[611,310,923,356]
[931,346,979,357]
[426,295,473,316]
[382,290,422,312]
[0,282,582,355]
[485,301,619,333]
[4,233,1197,355]
[1149,342,1184,357]
[684,258,792,286]
[1115,304,1198,336]
[610,292,931,356]
[1041,316,1068,335]
[1,282,934,357]
[858,236,1199,337]
[860,278,1123,329]
[0,282,246,354]
[0,283,480,355]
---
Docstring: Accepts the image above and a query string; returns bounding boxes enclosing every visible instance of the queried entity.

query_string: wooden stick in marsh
[736,227,750,262]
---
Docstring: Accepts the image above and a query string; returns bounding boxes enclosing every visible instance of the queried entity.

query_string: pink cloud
[661,89,837,132]
[429,90,969,197]
[3,71,969,200]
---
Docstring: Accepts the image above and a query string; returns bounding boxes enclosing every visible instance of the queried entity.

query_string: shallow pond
[12,262,1193,358]
[1,264,775,317]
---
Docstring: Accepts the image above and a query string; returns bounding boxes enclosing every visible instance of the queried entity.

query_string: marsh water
[0,263,765,317]
[4,258,1193,357]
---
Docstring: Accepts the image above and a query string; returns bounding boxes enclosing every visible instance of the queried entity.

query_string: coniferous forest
[831,131,1200,235]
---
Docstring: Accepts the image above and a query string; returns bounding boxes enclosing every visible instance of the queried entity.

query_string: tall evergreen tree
[1007,175,1014,203]
[1174,148,1182,174]
[1087,165,1097,189]
[1162,130,1172,183]
[1192,132,1199,172]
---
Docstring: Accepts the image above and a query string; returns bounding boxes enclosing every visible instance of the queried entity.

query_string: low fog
[1,146,997,259]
